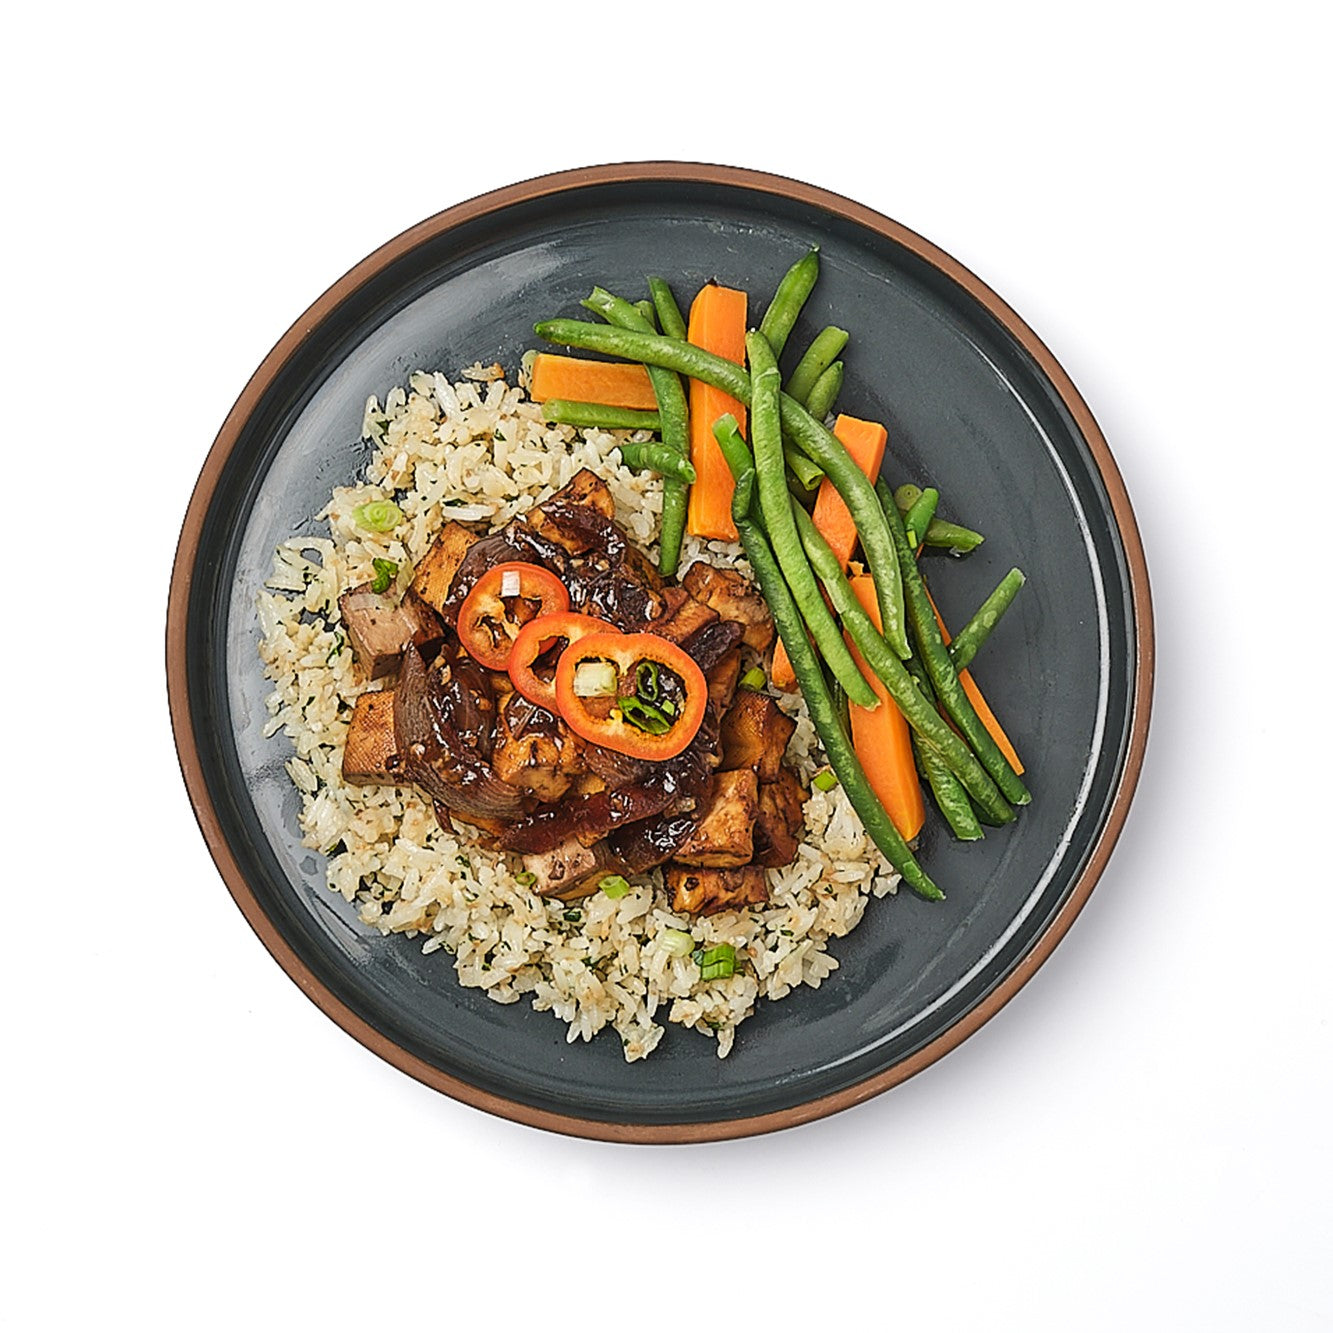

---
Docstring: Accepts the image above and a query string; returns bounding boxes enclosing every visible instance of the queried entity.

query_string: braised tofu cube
[675,770,759,867]
[681,562,775,653]
[719,691,796,783]
[408,522,479,616]
[341,690,405,785]
[527,469,616,552]
[491,693,582,803]
[753,765,808,868]
[653,585,719,645]
[523,838,628,901]
[666,864,768,916]
[338,583,442,679]
[707,647,743,712]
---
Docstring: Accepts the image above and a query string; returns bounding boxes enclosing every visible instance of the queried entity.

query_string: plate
[167,163,1152,1142]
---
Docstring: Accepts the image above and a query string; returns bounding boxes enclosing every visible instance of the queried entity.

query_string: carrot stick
[812,415,888,566]
[927,587,1024,774]
[845,575,924,840]
[685,284,748,540]
[772,413,888,690]
[528,353,658,410]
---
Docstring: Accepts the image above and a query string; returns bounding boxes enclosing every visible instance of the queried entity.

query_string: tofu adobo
[338,470,807,914]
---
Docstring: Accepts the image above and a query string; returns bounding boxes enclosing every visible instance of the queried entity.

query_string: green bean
[877,479,1031,806]
[729,469,942,901]
[579,290,690,577]
[894,483,923,512]
[647,277,688,341]
[791,504,1014,823]
[758,247,820,358]
[904,487,939,549]
[893,486,985,553]
[804,360,844,422]
[635,299,657,327]
[532,317,910,659]
[830,675,851,741]
[618,440,697,484]
[745,331,878,709]
[924,518,985,554]
[948,568,1026,672]
[710,414,755,489]
[915,736,985,841]
[542,400,662,431]
[784,444,825,491]
[786,326,849,405]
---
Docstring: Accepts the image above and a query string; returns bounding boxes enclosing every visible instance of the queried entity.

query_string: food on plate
[259,250,1030,1060]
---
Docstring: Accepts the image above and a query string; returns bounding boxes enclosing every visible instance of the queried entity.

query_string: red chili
[507,612,621,712]
[456,563,570,669]
[553,632,708,760]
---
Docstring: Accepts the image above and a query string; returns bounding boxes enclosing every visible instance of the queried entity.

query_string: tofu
[719,691,796,783]
[681,562,775,653]
[674,770,759,867]
[527,469,616,553]
[338,584,441,679]
[341,690,404,785]
[490,694,581,802]
[653,585,719,645]
[753,765,808,868]
[523,838,628,900]
[707,647,743,712]
[666,864,768,916]
[408,522,479,616]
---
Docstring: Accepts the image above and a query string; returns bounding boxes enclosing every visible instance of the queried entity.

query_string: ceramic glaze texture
[170,166,1150,1139]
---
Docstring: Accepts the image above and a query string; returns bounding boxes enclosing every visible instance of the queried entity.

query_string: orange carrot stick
[685,283,748,540]
[927,588,1024,774]
[528,354,658,410]
[846,575,924,840]
[772,413,889,690]
[812,415,888,566]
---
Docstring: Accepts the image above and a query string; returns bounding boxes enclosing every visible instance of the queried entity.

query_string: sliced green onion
[635,659,661,702]
[351,499,404,532]
[616,695,672,735]
[660,928,694,958]
[599,875,632,899]
[692,943,737,981]
[739,666,767,691]
[813,769,839,792]
[573,659,618,697]
[514,870,536,886]
[370,558,398,594]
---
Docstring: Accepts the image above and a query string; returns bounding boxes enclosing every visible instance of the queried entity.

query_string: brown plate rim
[166,161,1154,1143]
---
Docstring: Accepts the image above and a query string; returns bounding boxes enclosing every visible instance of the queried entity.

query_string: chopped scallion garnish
[659,928,694,958]
[813,769,838,792]
[599,875,632,899]
[739,666,767,691]
[573,659,618,697]
[691,943,737,980]
[351,499,404,532]
[370,558,398,593]
[514,870,536,886]
[616,695,672,735]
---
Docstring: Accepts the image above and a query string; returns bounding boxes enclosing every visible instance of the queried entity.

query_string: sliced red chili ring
[507,612,621,712]
[553,632,708,761]
[456,562,570,669]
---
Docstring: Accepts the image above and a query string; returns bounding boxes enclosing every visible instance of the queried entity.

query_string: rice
[258,363,900,1061]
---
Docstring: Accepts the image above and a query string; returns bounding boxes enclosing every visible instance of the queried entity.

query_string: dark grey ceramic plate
[169,164,1152,1142]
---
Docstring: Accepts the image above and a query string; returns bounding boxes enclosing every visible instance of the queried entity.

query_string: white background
[5,3,1329,1329]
